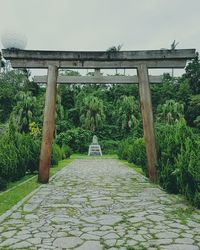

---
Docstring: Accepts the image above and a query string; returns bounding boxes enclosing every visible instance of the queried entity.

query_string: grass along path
[71,153,118,159]
[118,159,144,175]
[0,158,73,215]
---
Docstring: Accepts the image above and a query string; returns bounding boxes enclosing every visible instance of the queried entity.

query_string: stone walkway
[0,159,200,250]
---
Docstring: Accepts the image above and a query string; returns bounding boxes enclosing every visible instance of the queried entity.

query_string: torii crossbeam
[33,75,163,84]
[1,48,196,183]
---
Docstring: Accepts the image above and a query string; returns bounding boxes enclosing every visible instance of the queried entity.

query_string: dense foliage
[0,54,200,207]
[118,137,147,174]
[0,121,40,189]
[156,120,200,207]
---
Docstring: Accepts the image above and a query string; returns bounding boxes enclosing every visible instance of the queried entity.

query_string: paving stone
[168,222,189,230]
[161,244,199,250]
[128,216,144,223]
[76,241,102,250]
[181,233,194,238]
[146,214,166,222]
[53,236,83,248]
[126,239,138,246]
[98,214,122,225]
[0,238,21,247]
[25,214,39,220]
[0,159,199,249]
[12,241,32,248]
[157,231,179,239]
[81,216,99,224]
[69,230,82,236]
[10,212,22,219]
[81,233,100,240]
[131,234,146,242]
[14,234,31,240]
[23,203,39,212]
[90,230,107,236]
[81,226,99,232]
[189,222,200,230]
[91,200,113,207]
[27,238,42,244]
[34,232,50,238]
[108,248,119,250]
[1,230,16,238]
[175,238,194,244]
[115,239,126,246]
[17,229,31,235]
[149,239,173,245]
[103,232,119,240]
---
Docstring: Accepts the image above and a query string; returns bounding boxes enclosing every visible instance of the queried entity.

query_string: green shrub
[156,119,200,207]
[118,137,147,175]
[61,144,72,159]
[56,128,92,153]
[117,119,200,208]
[127,138,147,175]
[0,135,19,182]
[117,140,130,160]
[18,134,40,174]
[173,138,200,207]
[101,140,119,154]
[0,176,7,190]
[10,133,40,176]
[0,121,41,190]
[51,143,62,166]
[194,192,200,208]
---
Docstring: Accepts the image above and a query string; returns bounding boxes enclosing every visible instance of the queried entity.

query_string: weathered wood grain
[137,64,157,182]
[9,59,187,69]
[2,49,195,69]
[2,49,195,60]
[38,65,58,184]
[33,75,163,84]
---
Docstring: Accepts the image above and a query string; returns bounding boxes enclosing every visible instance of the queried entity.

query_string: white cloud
[0,0,199,76]
[0,0,199,51]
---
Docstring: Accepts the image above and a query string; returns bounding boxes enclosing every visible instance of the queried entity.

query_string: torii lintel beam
[2,49,195,69]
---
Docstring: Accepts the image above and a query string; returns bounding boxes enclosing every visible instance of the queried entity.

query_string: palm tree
[107,44,123,75]
[12,91,37,133]
[171,40,179,77]
[157,99,184,124]
[116,95,139,133]
[80,95,105,132]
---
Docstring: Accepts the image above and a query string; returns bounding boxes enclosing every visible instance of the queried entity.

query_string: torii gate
[1,49,195,184]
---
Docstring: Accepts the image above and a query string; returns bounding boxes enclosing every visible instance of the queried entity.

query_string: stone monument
[88,135,102,156]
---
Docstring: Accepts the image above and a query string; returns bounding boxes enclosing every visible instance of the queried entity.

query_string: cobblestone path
[0,159,200,250]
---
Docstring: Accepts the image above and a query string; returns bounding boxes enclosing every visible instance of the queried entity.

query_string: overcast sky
[0,0,200,76]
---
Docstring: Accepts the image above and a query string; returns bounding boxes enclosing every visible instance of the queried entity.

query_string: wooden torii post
[2,49,195,183]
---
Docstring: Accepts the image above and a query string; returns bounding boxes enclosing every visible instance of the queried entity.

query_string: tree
[184,52,200,94]
[116,95,139,134]
[12,91,37,133]
[80,95,105,132]
[157,99,184,124]
[194,116,200,130]
[170,40,179,77]
[185,94,200,128]
[106,44,123,75]
[0,70,30,122]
